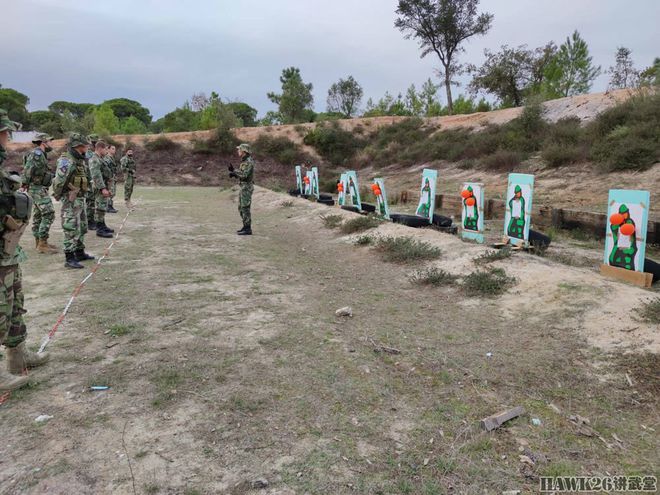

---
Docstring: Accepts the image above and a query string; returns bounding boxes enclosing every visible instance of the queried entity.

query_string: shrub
[340,215,382,234]
[374,236,442,264]
[320,214,343,229]
[303,122,364,165]
[319,174,339,194]
[252,134,306,164]
[462,267,516,297]
[640,298,660,324]
[481,150,523,170]
[145,135,179,151]
[473,248,512,265]
[542,144,585,167]
[409,267,458,286]
[354,234,374,246]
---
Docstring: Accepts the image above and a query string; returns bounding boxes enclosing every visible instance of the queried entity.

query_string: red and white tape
[0,203,136,406]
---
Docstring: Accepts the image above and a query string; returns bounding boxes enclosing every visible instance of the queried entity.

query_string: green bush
[542,144,585,167]
[340,215,382,234]
[354,234,374,246]
[640,298,660,323]
[473,248,512,265]
[409,267,458,286]
[303,122,364,165]
[320,214,343,229]
[374,236,442,264]
[481,150,523,170]
[462,267,516,297]
[252,134,307,164]
[144,135,179,151]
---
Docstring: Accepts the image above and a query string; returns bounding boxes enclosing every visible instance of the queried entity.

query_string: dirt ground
[0,186,657,495]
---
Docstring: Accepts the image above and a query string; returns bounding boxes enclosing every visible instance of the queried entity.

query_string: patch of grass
[473,247,512,265]
[639,298,660,324]
[354,234,374,246]
[108,322,137,337]
[320,214,343,229]
[462,267,516,297]
[374,236,442,264]
[143,482,160,495]
[409,267,458,287]
[340,215,382,234]
[280,200,294,207]
[150,367,182,407]
[144,135,179,152]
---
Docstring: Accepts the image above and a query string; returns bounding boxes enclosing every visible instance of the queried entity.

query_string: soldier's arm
[21,153,36,184]
[233,160,254,180]
[90,158,106,190]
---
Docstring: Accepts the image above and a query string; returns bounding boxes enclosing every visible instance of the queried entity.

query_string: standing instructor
[229,143,254,236]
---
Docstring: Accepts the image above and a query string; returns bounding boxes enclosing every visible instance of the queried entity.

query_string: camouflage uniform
[120,154,136,202]
[89,152,112,225]
[0,109,49,382]
[235,152,255,229]
[22,141,55,244]
[104,153,118,210]
[54,144,90,256]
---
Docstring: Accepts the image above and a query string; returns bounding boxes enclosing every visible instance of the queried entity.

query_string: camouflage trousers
[86,190,95,227]
[61,196,86,254]
[94,191,110,224]
[29,186,55,240]
[124,174,135,201]
[0,264,27,348]
[238,183,253,228]
[109,177,117,207]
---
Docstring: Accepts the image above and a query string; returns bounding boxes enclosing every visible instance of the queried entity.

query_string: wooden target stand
[599,264,653,288]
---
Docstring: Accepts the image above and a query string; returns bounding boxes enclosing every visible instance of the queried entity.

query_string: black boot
[65,252,84,269]
[107,202,118,213]
[87,220,97,231]
[99,221,115,233]
[237,226,252,236]
[96,228,113,238]
[75,249,95,261]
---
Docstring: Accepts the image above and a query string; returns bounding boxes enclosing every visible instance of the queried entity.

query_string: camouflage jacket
[22,147,53,189]
[89,152,112,191]
[0,172,29,266]
[120,156,136,175]
[104,155,118,177]
[53,150,88,200]
[235,156,255,185]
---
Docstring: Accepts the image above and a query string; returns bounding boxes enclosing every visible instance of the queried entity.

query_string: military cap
[237,143,251,153]
[69,133,90,147]
[0,109,21,133]
[87,133,100,143]
[32,133,53,143]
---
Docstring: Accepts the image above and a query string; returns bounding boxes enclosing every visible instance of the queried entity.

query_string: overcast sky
[4,0,659,119]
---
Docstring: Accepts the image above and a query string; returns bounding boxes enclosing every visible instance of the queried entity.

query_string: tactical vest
[71,160,89,193]
[24,151,53,187]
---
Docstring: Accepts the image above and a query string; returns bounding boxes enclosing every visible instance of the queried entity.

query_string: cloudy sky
[4,0,659,119]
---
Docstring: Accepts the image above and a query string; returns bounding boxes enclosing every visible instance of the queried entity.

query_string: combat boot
[36,239,56,254]
[44,237,59,252]
[74,248,95,261]
[65,252,84,269]
[96,226,113,238]
[6,343,49,374]
[237,227,252,236]
[87,220,97,232]
[107,203,118,213]
[98,221,115,233]
[0,366,28,391]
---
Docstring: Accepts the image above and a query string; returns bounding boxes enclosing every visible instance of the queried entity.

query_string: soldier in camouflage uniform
[84,134,99,230]
[21,133,58,254]
[228,143,255,236]
[88,141,114,238]
[120,149,136,207]
[105,145,118,213]
[0,109,49,391]
[53,133,96,269]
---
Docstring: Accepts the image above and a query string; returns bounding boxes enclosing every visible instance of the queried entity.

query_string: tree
[120,116,148,134]
[419,78,443,116]
[405,84,424,115]
[153,102,200,132]
[93,104,120,135]
[101,98,152,126]
[327,76,364,118]
[48,101,94,119]
[543,30,601,98]
[0,86,30,127]
[468,43,556,106]
[608,47,640,89]
[226,102,258,127]
[190,92,211,111]
[363,92,412,117]
[29,110,63,137]
[395,0,493,114]
[640,57,660,86]
[267,67,314,124]
[61,110,94,135]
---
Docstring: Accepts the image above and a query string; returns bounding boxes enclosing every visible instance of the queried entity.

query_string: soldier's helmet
[32,133,53,143]
[0,109,21,133]
[87,133,100,144]
[68,133,91,148]
[236,143,251,154]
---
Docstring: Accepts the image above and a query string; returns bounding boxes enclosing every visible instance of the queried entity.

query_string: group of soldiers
[0,108,137,391]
